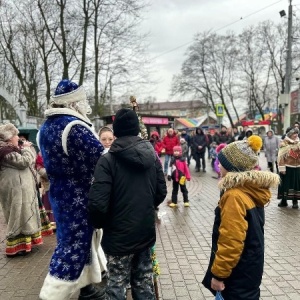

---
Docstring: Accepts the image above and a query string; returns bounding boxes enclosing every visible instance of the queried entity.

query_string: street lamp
[269,112,273,131]
[18,106,27,127]
[280,1,293,131]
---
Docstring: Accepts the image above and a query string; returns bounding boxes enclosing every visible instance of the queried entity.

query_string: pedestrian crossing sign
[216,104,225,117]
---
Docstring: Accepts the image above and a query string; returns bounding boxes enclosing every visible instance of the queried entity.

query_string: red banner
[112,115,169,125]
[241,120,270,126]
[290,90,299,114]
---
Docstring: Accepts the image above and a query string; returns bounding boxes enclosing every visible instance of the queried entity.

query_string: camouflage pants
[105,247,155,300]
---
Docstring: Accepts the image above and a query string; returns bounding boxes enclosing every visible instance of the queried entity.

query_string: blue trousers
[164,154,172,174]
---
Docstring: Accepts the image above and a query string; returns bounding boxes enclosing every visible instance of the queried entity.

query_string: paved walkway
[0,153,300,299]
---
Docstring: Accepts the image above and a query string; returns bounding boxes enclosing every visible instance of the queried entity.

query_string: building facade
[100,100,211,136]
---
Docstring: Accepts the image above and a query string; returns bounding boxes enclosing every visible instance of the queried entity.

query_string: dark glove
[167,175,171,181]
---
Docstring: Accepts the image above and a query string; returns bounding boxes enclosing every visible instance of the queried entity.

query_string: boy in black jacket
[88,108,167,300]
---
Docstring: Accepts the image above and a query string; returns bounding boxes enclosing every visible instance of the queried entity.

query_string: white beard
[71,100,92,116]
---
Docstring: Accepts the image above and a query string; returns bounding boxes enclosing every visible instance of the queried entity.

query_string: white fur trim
[39,230,107,300]
[285,136,299,143]
[62,120,99,156]
[102,148,109,154]
[36,130,41,151]
[50,86,86,105]
[92,229,107,274]
[278,165,285,171]
[44,107,92,125]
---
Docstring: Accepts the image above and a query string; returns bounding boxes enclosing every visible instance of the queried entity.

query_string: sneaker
[169,203,177,208]
[184,202,190,207]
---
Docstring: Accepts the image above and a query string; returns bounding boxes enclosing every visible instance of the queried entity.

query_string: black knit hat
[113,108,140,138]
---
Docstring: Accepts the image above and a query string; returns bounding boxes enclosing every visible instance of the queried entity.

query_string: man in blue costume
[38,79,106,300]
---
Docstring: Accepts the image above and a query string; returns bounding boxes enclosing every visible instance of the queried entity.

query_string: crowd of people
[1,79,298,299]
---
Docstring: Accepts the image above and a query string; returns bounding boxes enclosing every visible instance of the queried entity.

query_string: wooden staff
[130,96,148,140]
[154,278,159,299]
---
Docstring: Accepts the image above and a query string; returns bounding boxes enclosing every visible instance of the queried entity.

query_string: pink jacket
[168,157,191,182]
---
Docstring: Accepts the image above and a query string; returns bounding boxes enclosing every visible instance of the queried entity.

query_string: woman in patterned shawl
[277,127,300,209]
[0,123,43,256]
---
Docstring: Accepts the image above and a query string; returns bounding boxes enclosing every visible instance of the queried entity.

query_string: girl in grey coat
[263,130,280,173]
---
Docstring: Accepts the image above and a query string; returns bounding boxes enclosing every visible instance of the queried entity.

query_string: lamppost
[269,112,273,132]
[18,105,27,127]
[279,1,293,131]
[91,116,103,132]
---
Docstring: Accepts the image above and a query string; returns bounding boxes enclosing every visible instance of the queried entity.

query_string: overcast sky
[138,0,294,101]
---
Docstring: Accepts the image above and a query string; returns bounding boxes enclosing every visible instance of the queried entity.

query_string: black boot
[278,199,288,207]
[78,284,105,300]
[292,200,299,209]
[267,162,273,173]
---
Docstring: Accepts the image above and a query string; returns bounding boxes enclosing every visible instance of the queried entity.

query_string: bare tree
[237,26,272,120]
[0,0,150,119]
[171,32,241,127]
[90,0,149,116]
[37,0,83,80]
[171,18,300,129]
[171,32,217,111]
[258,20,300,132]
[0,2,45,116]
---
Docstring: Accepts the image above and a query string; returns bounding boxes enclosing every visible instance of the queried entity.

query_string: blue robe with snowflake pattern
[38,108,105,300]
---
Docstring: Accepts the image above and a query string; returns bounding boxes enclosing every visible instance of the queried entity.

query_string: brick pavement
[0,153,300,299]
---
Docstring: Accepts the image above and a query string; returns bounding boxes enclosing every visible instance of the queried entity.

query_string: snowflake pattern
[73,196,84,207]
[71,254,79,261]
[38,114,104,281]
[74,210,82,219]
[74,188,83,195]
[76,230,84,238]
[69,221,80,231]
[62,263,70,272]
[80,164,88,174]
[77,150,86,161]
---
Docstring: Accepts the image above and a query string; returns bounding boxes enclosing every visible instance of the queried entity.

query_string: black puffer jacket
[193,127,207,153]
[88,136,167,256]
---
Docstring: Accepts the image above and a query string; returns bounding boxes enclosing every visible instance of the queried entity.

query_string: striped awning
[176,118,199,128]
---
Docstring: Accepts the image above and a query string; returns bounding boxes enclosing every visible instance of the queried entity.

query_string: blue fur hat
[50,79,86,105]
[54,79,79,95]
